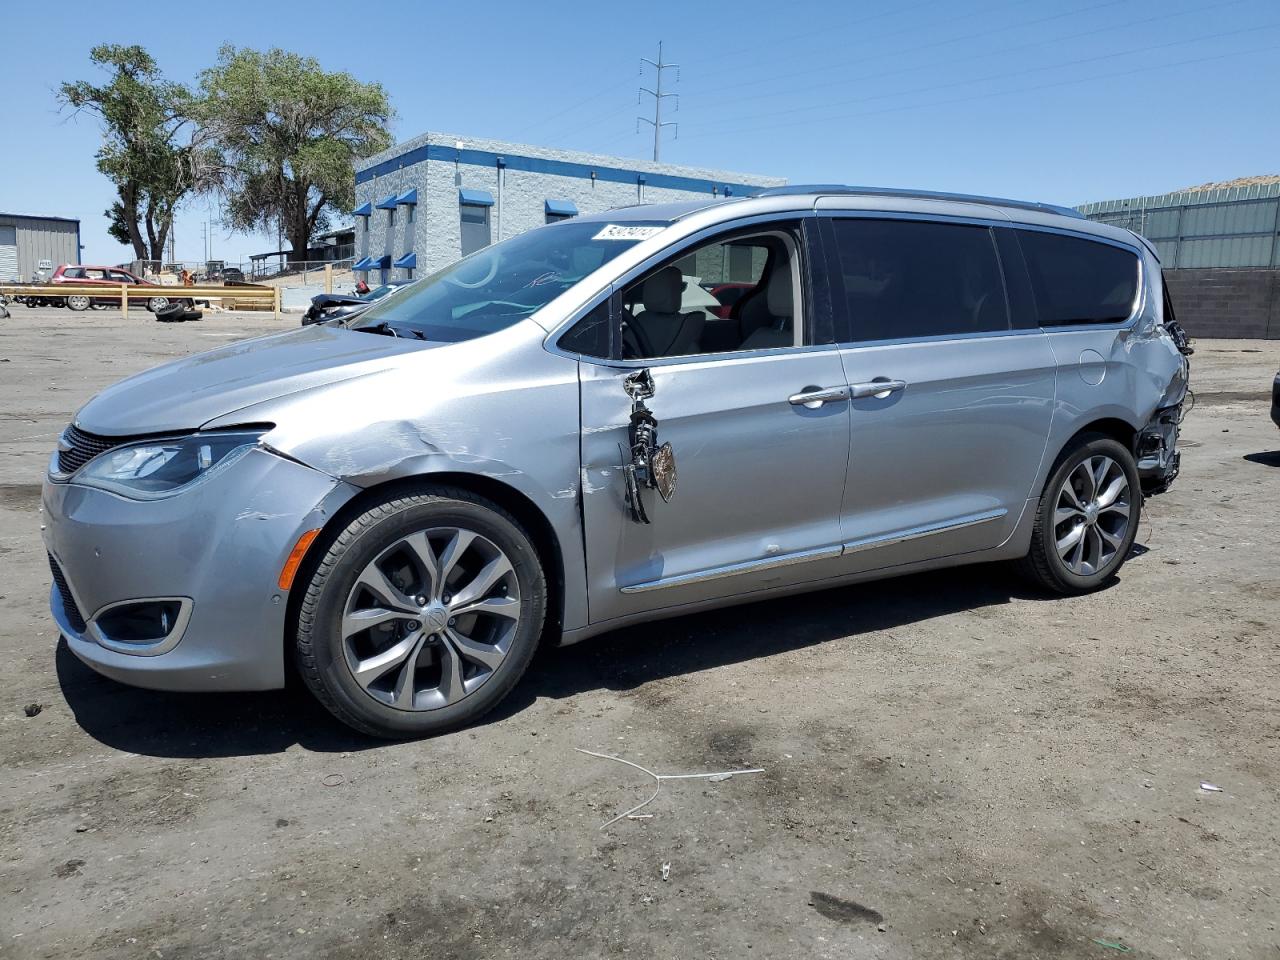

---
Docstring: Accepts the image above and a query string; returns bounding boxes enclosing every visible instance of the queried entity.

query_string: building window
[545,199,578,224]
[461,205,490,255]
[407,205,415,224]
[388,208,395,229]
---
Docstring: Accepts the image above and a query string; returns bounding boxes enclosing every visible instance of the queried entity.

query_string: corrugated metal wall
[1077,183,1280,269]
[0,215,80,281]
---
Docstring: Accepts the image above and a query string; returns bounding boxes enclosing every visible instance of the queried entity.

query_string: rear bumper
[44,447,357,692]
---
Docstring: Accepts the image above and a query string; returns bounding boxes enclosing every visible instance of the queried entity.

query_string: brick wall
[1164,268,1280,339]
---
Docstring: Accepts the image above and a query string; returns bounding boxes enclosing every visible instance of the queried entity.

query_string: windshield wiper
[355,321,399,338]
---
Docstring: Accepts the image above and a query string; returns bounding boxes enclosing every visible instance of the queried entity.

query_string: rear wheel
[66,295,90,312]
[1018,435,1141,594]
[294,488,546,738]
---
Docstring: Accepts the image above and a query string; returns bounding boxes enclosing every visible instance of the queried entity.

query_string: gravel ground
[1,306,1278,959]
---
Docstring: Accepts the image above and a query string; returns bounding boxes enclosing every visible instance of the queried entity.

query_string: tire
[295,487,547,739]
[1018,434,1142,594]
[66,295,90,312]
[147,296,170,312]
[154,302,186,323]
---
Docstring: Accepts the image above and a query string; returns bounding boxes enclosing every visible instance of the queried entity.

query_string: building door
[0,225,17,281]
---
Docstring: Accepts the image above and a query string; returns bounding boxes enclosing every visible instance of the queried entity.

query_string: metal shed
[0,213,81,282]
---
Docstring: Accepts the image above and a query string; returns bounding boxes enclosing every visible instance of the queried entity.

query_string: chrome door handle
[788,386,849,409]
[849,378,907,399]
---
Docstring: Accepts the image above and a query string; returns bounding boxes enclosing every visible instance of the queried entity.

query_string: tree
[59,45,195,263]
[197,46,393,264]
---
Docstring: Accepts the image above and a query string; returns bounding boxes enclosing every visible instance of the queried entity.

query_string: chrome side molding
[619,508,1007,594]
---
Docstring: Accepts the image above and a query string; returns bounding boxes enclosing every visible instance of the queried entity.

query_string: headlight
[74,430,265,499]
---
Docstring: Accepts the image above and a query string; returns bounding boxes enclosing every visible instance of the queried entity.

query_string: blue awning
[393,252,417,269]
[371,254,391,269]
[352,201,373,217]
[544,199,578,217]
[375,195,398,210]
[459,188,494,207]
[395,188,417,205]
[352,256,375,271]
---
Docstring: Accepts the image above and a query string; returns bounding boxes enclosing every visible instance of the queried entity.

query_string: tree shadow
[58,562,1072,760]
[1242,450,1280,467]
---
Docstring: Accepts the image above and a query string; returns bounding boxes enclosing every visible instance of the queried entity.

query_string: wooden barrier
[0,284,282,319]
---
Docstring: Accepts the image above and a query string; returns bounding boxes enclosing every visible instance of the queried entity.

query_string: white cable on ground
[575,748,765,829]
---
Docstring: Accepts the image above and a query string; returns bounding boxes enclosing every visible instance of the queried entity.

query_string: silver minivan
[42,187,1191,738]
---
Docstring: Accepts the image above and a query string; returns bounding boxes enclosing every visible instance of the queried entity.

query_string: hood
[74,323,433,435]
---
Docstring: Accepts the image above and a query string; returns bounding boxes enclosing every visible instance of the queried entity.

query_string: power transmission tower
[637,41,679,162]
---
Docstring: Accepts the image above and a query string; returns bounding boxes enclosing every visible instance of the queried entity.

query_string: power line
[508,75,635,142]
[687,21,1280,137]
[637,41,679,162]
[675,41,1280,145]
[679,0,1245,116]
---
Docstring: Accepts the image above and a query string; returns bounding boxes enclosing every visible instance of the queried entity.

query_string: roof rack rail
[749,184,1085,220]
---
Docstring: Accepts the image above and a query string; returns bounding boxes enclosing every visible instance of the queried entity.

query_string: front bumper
[43,446,356,691]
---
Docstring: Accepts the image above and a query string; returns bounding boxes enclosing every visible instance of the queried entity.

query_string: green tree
[59,45,195,263]
[197,46,393,264]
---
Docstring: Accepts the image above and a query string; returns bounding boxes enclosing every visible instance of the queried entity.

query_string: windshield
[360,284,396,301]
[352,220,668,342]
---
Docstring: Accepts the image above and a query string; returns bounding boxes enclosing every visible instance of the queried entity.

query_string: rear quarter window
[1016,230,1139,326]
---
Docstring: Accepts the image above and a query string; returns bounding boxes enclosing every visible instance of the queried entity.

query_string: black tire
[66,294,90,312]
[1018,433,1142,594]
[154,302,186,322]
[294,487,547,739]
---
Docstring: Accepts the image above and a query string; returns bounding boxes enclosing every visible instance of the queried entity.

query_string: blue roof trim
[375,194,398,210]
[357,143,772,196]
[352,201,373,217]
[352,256,375,271]
[395,188,417,205]
[545,198,578,217]
[393,251,417,269]
[459,188,495,207]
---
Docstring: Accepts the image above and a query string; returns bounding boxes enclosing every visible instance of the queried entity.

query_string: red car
[704,281,757,319]
[50,265,191,313]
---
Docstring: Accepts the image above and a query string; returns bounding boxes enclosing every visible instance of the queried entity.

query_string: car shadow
[1242,450,1280,467]
[57,562,1076,759]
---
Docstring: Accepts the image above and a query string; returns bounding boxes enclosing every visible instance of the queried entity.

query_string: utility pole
[638,41,679,162]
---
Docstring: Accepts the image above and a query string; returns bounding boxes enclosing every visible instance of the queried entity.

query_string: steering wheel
[447,252,499,289]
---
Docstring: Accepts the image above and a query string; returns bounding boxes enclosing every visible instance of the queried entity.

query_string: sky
[2,0,1277,266]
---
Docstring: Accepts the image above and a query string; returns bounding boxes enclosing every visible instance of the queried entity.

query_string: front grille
[57,424,129,475]
[48,554,88,633]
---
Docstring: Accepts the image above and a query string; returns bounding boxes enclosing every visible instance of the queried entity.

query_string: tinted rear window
[829,218,1009,341]
[1016,230,1138,326]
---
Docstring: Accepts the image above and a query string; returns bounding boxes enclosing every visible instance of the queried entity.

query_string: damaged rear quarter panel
[202,320,591,632]
[1036,244,1186,486]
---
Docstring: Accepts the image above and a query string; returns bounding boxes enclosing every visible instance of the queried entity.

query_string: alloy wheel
[1054,455,1131,576]
[67,295,90,311]
[340,526,521,711]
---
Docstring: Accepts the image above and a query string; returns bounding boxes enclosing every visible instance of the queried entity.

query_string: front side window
[355,219,668,343]
[830,218,1009,342]
[1016,229,1139,326]
[615,225,802,359]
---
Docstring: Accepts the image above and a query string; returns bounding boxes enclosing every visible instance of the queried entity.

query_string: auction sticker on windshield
[592,225,666,241]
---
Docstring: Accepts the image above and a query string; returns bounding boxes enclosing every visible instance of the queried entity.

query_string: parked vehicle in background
[301,279,415,326]
[43,186,1192,739]
[219,267,246,283]
[50,264,194,313]
[704,281,757,319]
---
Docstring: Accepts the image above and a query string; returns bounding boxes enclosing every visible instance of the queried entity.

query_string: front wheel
[1018,435,1141,594]
[294,488,547,738]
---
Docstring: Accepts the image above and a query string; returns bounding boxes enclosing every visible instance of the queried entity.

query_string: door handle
[788,385,849,408]
[849,378,907,399]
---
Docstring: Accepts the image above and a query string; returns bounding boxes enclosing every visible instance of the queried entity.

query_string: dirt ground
[1,305,1278,960]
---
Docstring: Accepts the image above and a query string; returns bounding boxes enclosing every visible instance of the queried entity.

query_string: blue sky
[2,0,1277,265]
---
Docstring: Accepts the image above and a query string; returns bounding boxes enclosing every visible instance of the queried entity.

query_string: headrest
[766,261,794,317]
[642,266,684,314]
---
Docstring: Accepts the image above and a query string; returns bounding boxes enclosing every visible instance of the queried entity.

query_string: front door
[821,214,1057,571]
[577,220,853,625]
